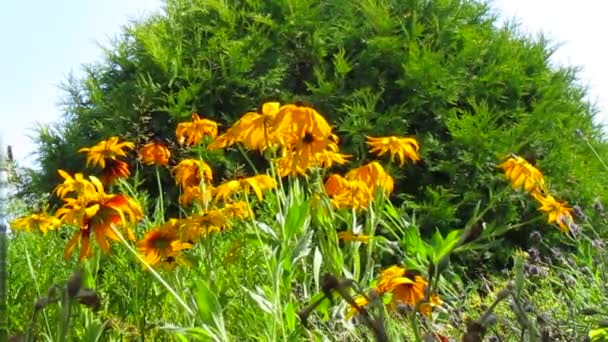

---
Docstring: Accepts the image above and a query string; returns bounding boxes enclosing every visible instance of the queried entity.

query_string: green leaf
[242,286,274,315]
[284,199,311,240]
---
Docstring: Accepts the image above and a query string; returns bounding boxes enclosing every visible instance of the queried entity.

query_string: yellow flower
[56,175,143,261]
[139,141,171,166]
[275,133,344,177]
[345,295,370,319]
[331,180,374,209]
[213,174,277,202]
[338,231,370,244]
[209,102,281,151]
[10,211,61,234]
[137,220,192,267]
[78,136,134,169]
[374,266,438,315]
[418,295,442,316]
[532,193,574,232]
[323,174,375,209]
[179,185,213,207]
[346,162,394,195]
[324,174,349,196]
[389,275,427,308]
[498,154,545,193]
[270,104,333,145]
[375,265,407,294]
[221,201,254,220]
[176,113,218,146]
[54,170,101,199]
[182,210,229,240]
[172,159,213,188]
[366,136,420,166]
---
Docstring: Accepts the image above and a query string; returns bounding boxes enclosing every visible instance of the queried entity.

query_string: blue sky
[0,0,162,166]
[1,0,606,167]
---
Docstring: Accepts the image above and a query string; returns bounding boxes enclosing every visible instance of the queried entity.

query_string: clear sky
[1,0,606,167]
[0,0,162,166]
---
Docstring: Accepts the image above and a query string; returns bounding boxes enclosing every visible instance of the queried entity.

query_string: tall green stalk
[0,138,9,342]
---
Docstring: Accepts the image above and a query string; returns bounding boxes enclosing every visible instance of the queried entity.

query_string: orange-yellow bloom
[54,170,101,199]
[270,104,333,145]
[221,201,253,220]
[366,136,420,166]
[137,220,192,267]
[213,174,277,202]
[139,141,171,166]
[172,159,213,188]
[374,265,439,315]
[179,185,213,207]
[346,162,394,195]
[209,102,281,151]
[176,113,218,146]
[498,154,545,193]
[346,295,370,319]
[338,231,370,244]
[56,174,143,261]
[324,174,375,209]
[78,136,134,169]
[10,210,61,234]
[532,193,575,232]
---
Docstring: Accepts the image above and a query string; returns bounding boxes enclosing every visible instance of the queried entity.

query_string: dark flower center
[302,132,315,144]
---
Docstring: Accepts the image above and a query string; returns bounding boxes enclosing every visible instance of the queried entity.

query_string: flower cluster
[499,154,575,233]
[10,101,422,278]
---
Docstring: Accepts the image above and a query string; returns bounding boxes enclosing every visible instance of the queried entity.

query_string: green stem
[582,136,608,172]
[155,166,164,220]
[237,144,259,175]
